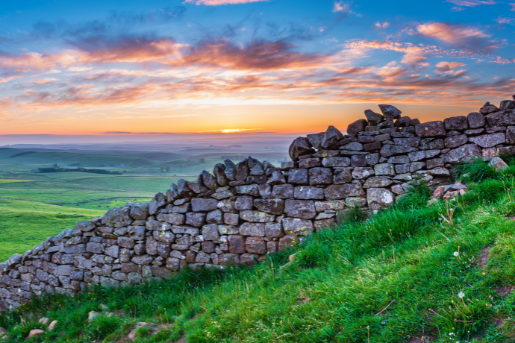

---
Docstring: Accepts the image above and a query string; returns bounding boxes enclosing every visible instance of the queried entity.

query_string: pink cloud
[183,0,267,5]
[446,0,496,6]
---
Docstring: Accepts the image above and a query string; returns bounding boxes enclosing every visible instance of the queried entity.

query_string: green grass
[2,159,515,342]
[0,200,104,261]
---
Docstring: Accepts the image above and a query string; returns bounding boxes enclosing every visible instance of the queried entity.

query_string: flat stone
[240,210,275,223]
[352,167,375,179]
[288,169,309,184]
[445,144,481,164]
[367,188,395,210]
[245,237,266,254]
[324,184,365,200]
[444,134,468,148]
[191,198,218,212]
[380,144,417,158]
[341,142,363,151]
[392,138,420,147]
[374,163,395,176]
[239,223,265,236]
[378,104,402,121]
[333,168,353,184]
[282,218,314,236]
[298,157,321,169]
[322,157,350,167]
[284,199,316,219]
[309,167,333,185]
[228,235,245,254]
[272,184,294,198]
[363,176,393,188]
[294,186,325,200]
[347,119,368,135]
[444,116,468,130]
[233,184,259,196]
[416,121,446,138]
[469,133,506,148]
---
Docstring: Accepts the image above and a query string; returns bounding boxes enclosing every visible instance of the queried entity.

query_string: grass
[2,159,515,342]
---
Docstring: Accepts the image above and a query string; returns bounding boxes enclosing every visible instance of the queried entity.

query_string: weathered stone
[378,104,402,121]
[324,184,365,200]
[341,142,363,151]
[245,237,266,254]
[380,144,417,158]
[445,144,481,164]
[333,168,353,184]
[467,112,485,129]
[239,223,265,236]
[201,170,218,190]
[322,157,350,167]
[489,157,508,170]
[284,200,316,219]
[156,213,185,225]
[321,126,344,149]
[427,158,444,169]
[265,223,283,238]
[146,220,172,232]
[288,169,309,184]
[307,133,324,149]
[224,160,237,181]
[298,157,321,169]
[213,163,229,187]
[366,153,380,166]
[350,155,367,167]
[365,109,384,125]
[219,254,240,266]
[272,184,294,199]
[352,167,374,179]
[363,176,393,188]
[282,218,314,236]
[444,134,468,148]
[393,138,420,147]
[185,212,206,227]
[347,119,368,135]
[206,209,224,224]
[309,167,333,185]
[202,224,220,241]
[240,210,275,223]
[500,100,515,111]
[416,121,446,138]
[506,126,515,144]
[444,116,468,130]
[469,133,505,148]
[374,163,395,176]
[428,167,450,177]
[289,137,314,160]
[367,188,394,210]
[278,235,299,251]
[294,186,325,200]
[191,198,218,212]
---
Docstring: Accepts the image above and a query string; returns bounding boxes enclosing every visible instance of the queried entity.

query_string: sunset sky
[0,0,514,136]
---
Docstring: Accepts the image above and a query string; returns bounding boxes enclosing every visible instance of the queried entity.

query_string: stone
[146,220,172,232]
[272,184,294,198]
[388,155,410,164]
[347,119,368,135]
[444,116,468,130]
[294,186,325,200]
[191,198,218,212]
[157,213,185,225]
[245,237,266,254]
[213,163,229,187]
[201,170,218,190]
[350,155,367,167]
[467,112,485,129]
[289,137,314,160]
[507,126,515,144]
[322,157,350,167]
[365,109,384,125]
[288,169,309,184]
[240,210,275,223]
[427,158,444,169]
[239,223,265,236]
[282,218,314,236]
[233,184,259,196]
[309,168,333,185]
[185,212,206,227]
[224,213,239,225]
[352,167,374,179]
[298,157,321,169]
[428,167,450,177]
[380,144,417,158]
[374,163,395,176]
[321,126,344,149]
[235,161,249,181]
[27,329,44,340]
[228,235,246,254]
[469,133,505,148]
[341,142,363,151]
[219,254,240,266]
[415,121,446,138]
[278,235,299,251]
[367,188,394,210]
[363,176,393,188]
[324,184,365,200]
[445,144,481,164]
[393,137,420,147]
[234,195,253,211]
[489,157,508,171]
[206,209,224,224]
[444,134,468,148]
[333,167,353,184]
[378,104,402,121]
[307,133,324,149]
[366,153,380,166]
[224,160,237,181]
[265,223,283,238]
[395,116,411,128]
[284,200,316,219]
[202,224,220,241]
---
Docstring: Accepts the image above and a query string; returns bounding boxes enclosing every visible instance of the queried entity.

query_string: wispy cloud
[446,0,496,7]
[183,0,267,5]
[375,22,390,29]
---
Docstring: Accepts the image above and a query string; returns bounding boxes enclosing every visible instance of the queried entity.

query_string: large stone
[235,195,254,210]
[282,218,314,236]
[254,198,284,214]
[324,184,365,200]
[309,167,333,185]
[347,119,368,135]
[130,203,149,220]
[367,188,395,210]
[202,224,220,241]
[363,176,393,188]
[392,138,420,147]
[352,167,374,179]
[507,126,515,144]
[298,157,321,169]
[467,112,485,129]
[469,133,505,148]
[489,157,508,171]
[284,200,316,219]
[191,198,218,212]
[185,212,206,227]
[445,144,481,164]
[219,254,240,266]
[380,145,417,158]
[157,213,185,225]
[341,142,363,151]
[378,104,402,121]
[374,163,395,176]
[228,235,245,254]
[289,137,314,160]
[240,210,275,223]
[322,157,350,167]
[415,121,446,138]
[239,223,265,236]
[444,116,468,130]
[288,169,309,184]
[206,209,224,224]
[333,168,353,184]
[307,133,324,149]
[365,109,384,125]
[201,171,218,190]
[321,126,344,149]
[294,186,325,200]
[224,160,237,181]
[233,184,259,196]
[444,134,468,148]
[272,184,294,198]
[245,237,266,254]
[213,163,229,187]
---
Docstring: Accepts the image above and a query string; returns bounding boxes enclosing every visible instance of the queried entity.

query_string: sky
[0,0,514,137]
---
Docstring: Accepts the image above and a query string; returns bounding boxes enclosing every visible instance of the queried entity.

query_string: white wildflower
[453,251,459,257]
[458,292,465,298]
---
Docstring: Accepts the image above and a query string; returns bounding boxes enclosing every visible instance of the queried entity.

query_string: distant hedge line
[36,168,122,175]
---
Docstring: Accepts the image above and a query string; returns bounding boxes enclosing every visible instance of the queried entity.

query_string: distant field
[0,200,104,261]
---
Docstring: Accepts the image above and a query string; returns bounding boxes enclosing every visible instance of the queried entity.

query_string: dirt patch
[495,318,505,328]
[408,335,435,343]
[495,285,514,297]
[480,246,492,268]
[173,335,187,343]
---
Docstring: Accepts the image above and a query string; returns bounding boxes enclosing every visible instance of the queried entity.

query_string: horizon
[0,0,513,136]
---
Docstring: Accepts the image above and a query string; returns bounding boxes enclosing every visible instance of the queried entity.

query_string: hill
[1,158,515,342]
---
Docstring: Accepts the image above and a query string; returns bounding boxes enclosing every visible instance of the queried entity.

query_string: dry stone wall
[1,96,515,311]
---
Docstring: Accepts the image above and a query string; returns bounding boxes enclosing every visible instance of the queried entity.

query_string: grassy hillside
[0,200,104,261]
[2,159,515,342]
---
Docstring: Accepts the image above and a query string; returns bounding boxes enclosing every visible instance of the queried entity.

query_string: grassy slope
[0,200,104,261]
[1,160,515,342]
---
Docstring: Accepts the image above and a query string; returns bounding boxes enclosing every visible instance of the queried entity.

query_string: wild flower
[453,252,459,257]
[458,292,465,298]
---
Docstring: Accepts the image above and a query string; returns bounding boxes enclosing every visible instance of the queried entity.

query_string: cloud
[417,22,498,53]
[333,1,350,12]
[435,61,466,75]
[375,22,390,29]
[446,0,496,6]
[103,131,132,134]
[495,17,515,24]
[183,0,267,5]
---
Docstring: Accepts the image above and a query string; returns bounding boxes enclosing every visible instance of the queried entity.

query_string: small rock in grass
[100,304,109,311]
[27,329,44,340]
[128,322,152,341]
[48,320,58,331]
[39,317,50,325]
[88,311,99,322]
[432,186,446,199]
[489,157,508,171]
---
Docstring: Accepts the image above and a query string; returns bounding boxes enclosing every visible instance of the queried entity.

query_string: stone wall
[1,96,515,311]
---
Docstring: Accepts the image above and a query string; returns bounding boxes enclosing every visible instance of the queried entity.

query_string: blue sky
[0,0,513,134]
